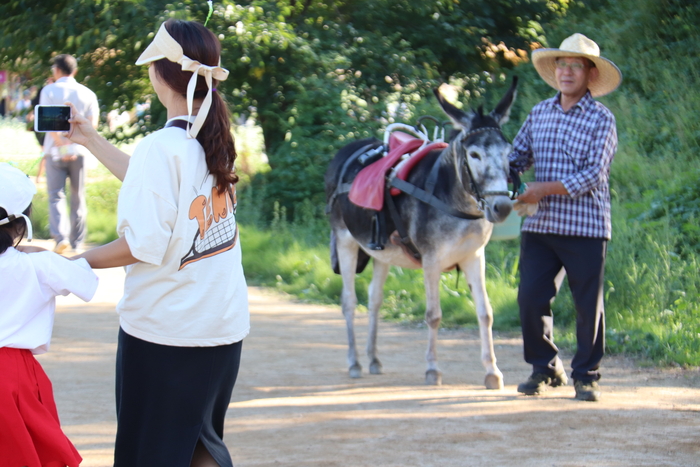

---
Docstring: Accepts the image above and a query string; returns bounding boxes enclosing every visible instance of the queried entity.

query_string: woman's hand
[64,101,99,147]
[61,101,131,181]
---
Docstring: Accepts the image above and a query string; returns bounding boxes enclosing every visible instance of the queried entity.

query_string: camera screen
[36,106,71,132]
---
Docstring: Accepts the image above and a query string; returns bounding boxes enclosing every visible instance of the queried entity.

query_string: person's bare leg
[191,441,219,467]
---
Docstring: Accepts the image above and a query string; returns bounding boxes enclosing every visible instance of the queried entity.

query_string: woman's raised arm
[64,101,131,181]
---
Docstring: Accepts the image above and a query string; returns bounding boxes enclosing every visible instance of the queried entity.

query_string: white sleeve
[39,86,49,105]
[31,253,99,302]
[117,135,178,266]
[85,91,99,123]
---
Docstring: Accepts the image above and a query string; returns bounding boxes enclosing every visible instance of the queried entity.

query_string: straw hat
[136,22,229,139]
[0,163,36,241]
[532,33,621,97]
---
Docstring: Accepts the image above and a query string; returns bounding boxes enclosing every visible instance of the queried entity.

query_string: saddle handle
[416,115,446,142]
[382,123,430,146]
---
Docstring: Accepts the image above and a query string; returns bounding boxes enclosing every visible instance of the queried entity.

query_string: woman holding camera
[66,19,249,467]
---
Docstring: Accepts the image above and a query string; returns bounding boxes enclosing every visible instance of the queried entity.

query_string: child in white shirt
[0,163,98,467]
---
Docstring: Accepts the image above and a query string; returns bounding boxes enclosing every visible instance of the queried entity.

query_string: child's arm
[72,236,138,269]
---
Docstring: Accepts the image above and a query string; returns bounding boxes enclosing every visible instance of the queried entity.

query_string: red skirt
[0,347,82,467]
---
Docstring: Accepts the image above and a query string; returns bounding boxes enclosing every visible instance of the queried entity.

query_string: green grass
[1,116,122,245]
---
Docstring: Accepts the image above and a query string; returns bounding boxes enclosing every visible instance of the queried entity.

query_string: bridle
[458,126,513,209]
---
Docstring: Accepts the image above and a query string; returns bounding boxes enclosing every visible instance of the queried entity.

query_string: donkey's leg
[367,259,390,375]
[423,260,443,385]
[336,228,362,378]
[460,251,503,389]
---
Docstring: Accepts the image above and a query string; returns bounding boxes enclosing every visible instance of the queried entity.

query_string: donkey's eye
[468,151,481,160]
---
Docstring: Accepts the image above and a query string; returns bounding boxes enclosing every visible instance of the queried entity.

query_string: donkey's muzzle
[485,196,513,223]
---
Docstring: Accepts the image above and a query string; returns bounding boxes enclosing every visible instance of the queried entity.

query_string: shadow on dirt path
[34,243,699,467]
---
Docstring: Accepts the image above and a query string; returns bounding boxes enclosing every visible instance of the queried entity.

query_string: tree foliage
[0,0,567,214]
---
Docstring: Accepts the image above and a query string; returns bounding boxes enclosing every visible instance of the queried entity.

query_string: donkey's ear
[433,87,470,130]
[490,76,518,126]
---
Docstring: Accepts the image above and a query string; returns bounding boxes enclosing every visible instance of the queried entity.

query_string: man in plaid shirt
[508,33,622,402]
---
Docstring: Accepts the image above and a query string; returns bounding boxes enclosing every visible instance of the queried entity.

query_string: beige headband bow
[136,23,229,138]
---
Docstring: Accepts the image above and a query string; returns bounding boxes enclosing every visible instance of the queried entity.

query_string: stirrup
[367,213,384,250]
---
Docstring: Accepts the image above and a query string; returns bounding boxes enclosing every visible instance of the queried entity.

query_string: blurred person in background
[39,54,99,254]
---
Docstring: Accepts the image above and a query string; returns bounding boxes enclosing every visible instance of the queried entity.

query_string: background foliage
[1,0,565,216]
[1,0,699,366]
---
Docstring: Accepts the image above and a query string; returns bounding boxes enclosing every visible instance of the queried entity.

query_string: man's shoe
[517,371,568,395]
[53,240,70,254]
[574,380,601,401]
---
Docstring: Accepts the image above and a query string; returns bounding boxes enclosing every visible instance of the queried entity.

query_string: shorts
[0,347,82,467]
[114,328,243,467]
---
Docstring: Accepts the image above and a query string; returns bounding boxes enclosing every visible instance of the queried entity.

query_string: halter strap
[460,126,510,203]
[461,126,502,141]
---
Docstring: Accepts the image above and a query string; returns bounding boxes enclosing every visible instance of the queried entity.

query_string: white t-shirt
[0,248,98,355]
[116,117,250,347]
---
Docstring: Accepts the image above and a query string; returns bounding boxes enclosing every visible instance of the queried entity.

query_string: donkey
[324,78,518,389]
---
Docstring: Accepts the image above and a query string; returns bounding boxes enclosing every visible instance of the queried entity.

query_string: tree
[215,0,564,152]
[213,0,566,214]
[0,0,568,215]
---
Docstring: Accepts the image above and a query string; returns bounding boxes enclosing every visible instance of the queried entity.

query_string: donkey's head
[433,77,518,223]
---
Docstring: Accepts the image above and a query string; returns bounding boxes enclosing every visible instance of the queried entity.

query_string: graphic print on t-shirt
[180,185,238,270]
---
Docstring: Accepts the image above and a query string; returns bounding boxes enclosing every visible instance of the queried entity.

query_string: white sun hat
[136,22,229,139]
[0,163,36,241]
[532,33,622,97]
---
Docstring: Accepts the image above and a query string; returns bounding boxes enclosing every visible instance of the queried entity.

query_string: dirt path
[38,247,699,466]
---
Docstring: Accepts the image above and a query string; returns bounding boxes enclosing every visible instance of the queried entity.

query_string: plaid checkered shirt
[509,91,617,239]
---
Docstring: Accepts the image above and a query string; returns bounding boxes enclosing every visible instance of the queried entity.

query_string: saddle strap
[424,154,442,196]
[383,186,422,261]
[390,177,484,220]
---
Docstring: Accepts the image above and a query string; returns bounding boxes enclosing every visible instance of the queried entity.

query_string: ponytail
[196,90,238,194]
[152,20,239,194]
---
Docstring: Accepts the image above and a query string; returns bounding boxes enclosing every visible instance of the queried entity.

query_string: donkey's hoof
[369,359,383,375]
[425,369,442,385]
[484,373,504,390]
[349,364,362,378]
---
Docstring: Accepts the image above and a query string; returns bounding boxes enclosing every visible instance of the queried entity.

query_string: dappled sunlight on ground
[29,259,700,466]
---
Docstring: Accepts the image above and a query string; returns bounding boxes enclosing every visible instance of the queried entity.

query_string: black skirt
[114,327,242,467]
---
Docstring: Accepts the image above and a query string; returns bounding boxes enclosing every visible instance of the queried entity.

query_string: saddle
[344,132,449,261]
[348,136,424,210]
[348,130,448,209]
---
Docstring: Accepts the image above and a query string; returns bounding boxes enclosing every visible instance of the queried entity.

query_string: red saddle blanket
[389,141,448,196]
[349,138,424,210]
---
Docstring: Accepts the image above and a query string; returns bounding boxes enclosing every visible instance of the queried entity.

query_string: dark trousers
[114,328,242,467]
[46,155,86,248]
[518,232,607,382]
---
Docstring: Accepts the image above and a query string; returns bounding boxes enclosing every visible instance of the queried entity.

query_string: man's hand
[513,199,538,217]
[50,132,73,146]
[516,181,569,204]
